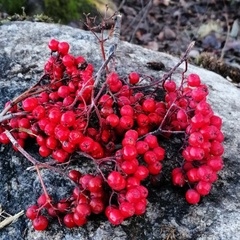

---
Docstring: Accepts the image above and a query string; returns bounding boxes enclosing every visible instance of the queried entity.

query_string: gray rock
[0,21,239,240]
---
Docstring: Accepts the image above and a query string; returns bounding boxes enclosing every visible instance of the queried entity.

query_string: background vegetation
[0,0,99,23]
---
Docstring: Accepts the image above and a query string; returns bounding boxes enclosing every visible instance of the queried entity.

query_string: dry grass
[0,205,24,229]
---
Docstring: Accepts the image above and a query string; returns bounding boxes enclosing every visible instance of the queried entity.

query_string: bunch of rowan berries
[0,39,224,230]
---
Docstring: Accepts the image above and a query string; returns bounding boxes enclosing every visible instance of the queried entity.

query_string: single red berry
[172,171,185,187]
[133,165,149,181]
[119,201,135,218]
[68,169,81,183]
[87,176,103,192]
[134,199,147,215]
[73,212,87,226]
[37,194,52,208]
[185,189,200,204]
[32,105,45,120]
[63,213,76,228]
[122,145,138,161]
[121,159,139,175]
[107,208,124,225]
[148,162,162,175]
[45,136,58,150]
[136,140,149,154]
[195,181,212,196]
[187,73,201,87]
[119,116,134,130]
[48,39,59,51]
[164,80,176,92]
[79,136,94,153]
[144,135,158,149]
[26,205,39,220]
[120,105,134,117]
[107,171,126,191]
[32,215,48,231]
[210,141,224,156]
[57,85,70,98]
[69,130,83,144]
[22,97,39,112]
[75,203,91,218]
[186,168,200,182]
[106,114,120,127]
[52,148,69,162]
[197,165,214,182]
[129,72,140,85]
[89,197,105,214]
[125,187,141,203]
[39,145,52,157]
[61,111,76,127]
[142,98,156,113]
[58,41,69,55]
[137,113,149,127]
[207,156,224,172]
[62,54,75,67]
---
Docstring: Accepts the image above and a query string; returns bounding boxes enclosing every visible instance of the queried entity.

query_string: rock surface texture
[0,21,239,240]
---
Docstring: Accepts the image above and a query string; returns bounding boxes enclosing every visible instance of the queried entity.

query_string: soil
[111,0,240,86]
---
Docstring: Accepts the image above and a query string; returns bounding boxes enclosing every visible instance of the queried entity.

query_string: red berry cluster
[163,74,224,204]
[0,39,224,230]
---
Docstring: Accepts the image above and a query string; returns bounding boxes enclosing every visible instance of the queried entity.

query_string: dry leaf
[197,20,222,39]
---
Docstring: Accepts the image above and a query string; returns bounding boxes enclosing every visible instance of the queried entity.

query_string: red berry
[185,189,200,204]
[119,116,134,130]
[89,197,105,214]
[32,215,48,231]
[134,199,147,215]
[68,170,81,183]
[75,203,91,218]
[48,39,59,51]
[52,149,69,162]
[186,168,199,182]
[126,187,141,203]
[87,176,103,192]
[122,145,138,161]
[195,181,212,196]
[106,114,119,127]
[58,41,69,55]
[26,205,39,220]
[172,171,185,187]
[142,98,156,113]
[73,212,87,226]
[134,165,149,181]
[107,208,124,225]
[187,73,201,87]
[129,72,140,85]
[121,159,139,175]
[136,140,149,154]
[107,171,126,191]
[164,80,176,92]
[61,111,76,127]
[37,194,52,208]
[119,201,135,218]
[22,97,39,112]
[63,213,76,228]
[148,162,162,175]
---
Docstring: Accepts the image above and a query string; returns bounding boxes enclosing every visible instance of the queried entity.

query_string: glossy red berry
[107,171,126,191]
[26,205,39,220]
[48,39,59,51]
[32,215,48,231]
[185,189,200,204]
[58,41,69,55]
